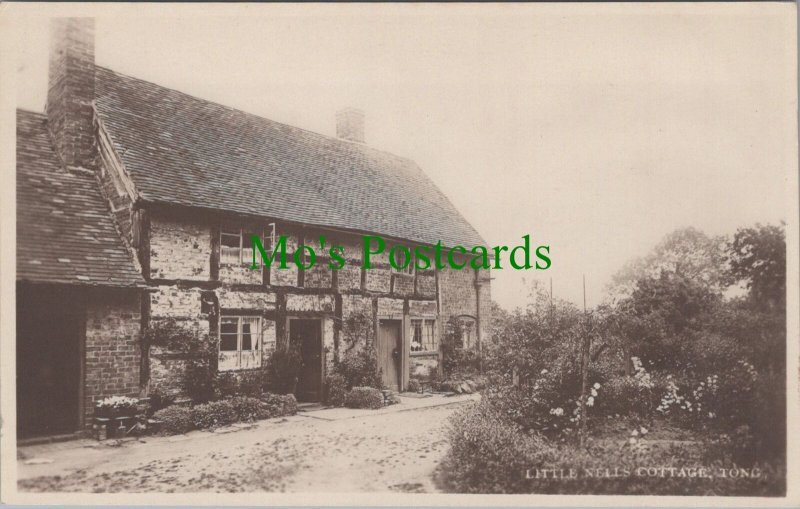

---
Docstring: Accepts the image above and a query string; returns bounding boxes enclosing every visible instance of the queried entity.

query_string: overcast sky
[14,4,796,309]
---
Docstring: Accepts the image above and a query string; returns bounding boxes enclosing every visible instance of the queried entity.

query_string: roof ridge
[94,65,414,166]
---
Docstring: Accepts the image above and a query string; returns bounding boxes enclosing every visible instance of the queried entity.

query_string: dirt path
[18,403,462,493]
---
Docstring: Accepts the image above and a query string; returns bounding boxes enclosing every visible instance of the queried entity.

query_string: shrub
[227,396,270,421]
[441,318,481,377]
[344,386,384,409]
[260,392,298,417]
[265,345,303,394]
[191,399,238,429]
[146,391,176,417]
[335,346,383,390]
[406,379,421,393]
[152,405,194,435]
[215,369,266,399]
[324,373,347,407]
[145,319,219,403]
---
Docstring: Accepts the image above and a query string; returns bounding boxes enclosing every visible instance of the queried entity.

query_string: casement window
[220,228,262,266]
[410,319,436,352]
[219,316,262,371]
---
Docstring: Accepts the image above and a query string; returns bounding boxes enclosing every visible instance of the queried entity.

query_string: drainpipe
[474,269,483,374]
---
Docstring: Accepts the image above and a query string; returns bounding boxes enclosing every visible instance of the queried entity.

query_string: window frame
[410,318,437,353]
[218,315,263,371]
[220,227,267,267]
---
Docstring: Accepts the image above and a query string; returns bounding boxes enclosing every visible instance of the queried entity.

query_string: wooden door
[290,319,322,402]
[378,319,402,391]
[17,284,83,438]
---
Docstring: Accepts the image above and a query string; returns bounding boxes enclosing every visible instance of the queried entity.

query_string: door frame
[286,316,325,402]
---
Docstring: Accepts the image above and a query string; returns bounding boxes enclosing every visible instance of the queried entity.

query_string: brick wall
[47,18,96,172]
[84,289,141,423]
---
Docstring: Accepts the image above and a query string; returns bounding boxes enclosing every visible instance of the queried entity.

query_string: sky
[13,4,796,309]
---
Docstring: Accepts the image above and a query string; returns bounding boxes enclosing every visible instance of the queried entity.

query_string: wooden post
[579,275,590,447]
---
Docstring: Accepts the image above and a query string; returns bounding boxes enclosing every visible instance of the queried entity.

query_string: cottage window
[220,229,263,266]
[219,315,262,371]
[410,319,436,352]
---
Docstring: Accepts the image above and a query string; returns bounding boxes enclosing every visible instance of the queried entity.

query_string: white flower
[640,427,648,435]
[631,429,639,437]
[593,383,601,390]
[549,407,564,416]
[590,389,598,397]
[586,396,594,407]
[629,437,637,445]
[540,369,549,375]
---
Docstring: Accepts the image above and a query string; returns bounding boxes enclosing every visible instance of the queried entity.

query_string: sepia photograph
[0,2,797,505]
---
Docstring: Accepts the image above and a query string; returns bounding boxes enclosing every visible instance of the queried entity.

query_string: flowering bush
[94,396,139,418]
[657,359,759,431]
[483,367,592,438]
[594,358,667,420]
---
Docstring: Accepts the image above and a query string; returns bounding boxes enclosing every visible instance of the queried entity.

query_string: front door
[378,319,402,391]
[289,319,322,402]
[17,284,83,438]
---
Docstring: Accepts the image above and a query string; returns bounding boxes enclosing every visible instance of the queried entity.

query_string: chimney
[47,18,96,172]
[336,107,365,143]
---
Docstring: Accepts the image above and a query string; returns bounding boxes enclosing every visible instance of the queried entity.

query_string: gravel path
[18,403,463,493]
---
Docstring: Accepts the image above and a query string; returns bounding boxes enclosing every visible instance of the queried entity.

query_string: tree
[728,223,786,312]
[606,227,728,302]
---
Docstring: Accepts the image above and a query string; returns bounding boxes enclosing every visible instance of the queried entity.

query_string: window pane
[221,231,241,247]
[220,334,238,351]
[425,320,436,350]
[411,319,422,352]
[220,317,238,351]
[221,231,241,264]
[241,321,252,350]
[241,232,259,266]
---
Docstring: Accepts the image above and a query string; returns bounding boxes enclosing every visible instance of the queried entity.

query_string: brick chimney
[47,18,96,173]
[335,107,365,143]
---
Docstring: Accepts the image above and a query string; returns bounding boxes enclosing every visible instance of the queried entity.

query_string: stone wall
[149,217,212,281]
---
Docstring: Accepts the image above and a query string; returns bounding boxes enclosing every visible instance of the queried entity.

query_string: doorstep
[17,430,90,447]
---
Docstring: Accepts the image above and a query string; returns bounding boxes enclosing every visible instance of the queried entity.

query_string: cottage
[16,18,491,438]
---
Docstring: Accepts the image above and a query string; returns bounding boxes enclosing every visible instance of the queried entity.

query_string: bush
[406,379,421,393]
[227,396,270,421]
[191,399,238,429]
[441,318,481,377]
[215,369,266,399]
[260,392,298,417]
[344,386,384,409]
[152,405,194,435]
[324,373,347,407]
[335,346,383,390]
[265,345,303,394]
[146,391,176,417]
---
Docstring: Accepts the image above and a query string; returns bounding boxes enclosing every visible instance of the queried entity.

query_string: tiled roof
[16,109,145,287]
[94,67,487,249]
